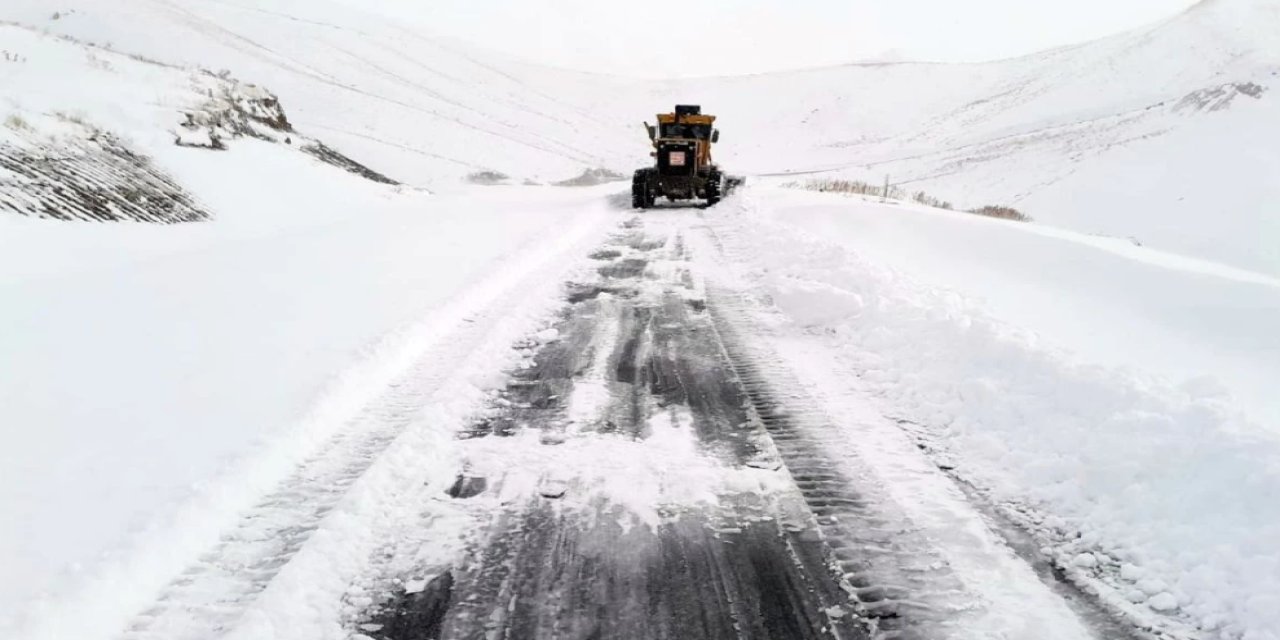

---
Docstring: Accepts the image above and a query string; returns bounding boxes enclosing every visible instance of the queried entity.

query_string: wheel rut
[361,216,866,640]
[358,211,1128,640]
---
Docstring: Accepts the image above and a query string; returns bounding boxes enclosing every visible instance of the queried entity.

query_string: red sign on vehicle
[669,151,686,166]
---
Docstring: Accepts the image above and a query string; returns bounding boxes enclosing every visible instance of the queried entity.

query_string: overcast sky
[346,0,1201,77]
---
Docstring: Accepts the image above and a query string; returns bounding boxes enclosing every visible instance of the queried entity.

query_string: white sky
[346,0,1202,77]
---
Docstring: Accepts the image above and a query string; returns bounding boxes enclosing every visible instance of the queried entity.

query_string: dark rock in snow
[445,475,487,499]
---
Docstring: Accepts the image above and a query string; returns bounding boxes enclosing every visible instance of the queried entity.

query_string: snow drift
[704,188,1280,640]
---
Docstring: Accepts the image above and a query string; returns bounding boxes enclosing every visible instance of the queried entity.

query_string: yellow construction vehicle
[632,105,734,208]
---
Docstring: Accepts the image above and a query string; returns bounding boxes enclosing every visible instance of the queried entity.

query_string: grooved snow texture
[0,134,207,223]
[302,142,399,185]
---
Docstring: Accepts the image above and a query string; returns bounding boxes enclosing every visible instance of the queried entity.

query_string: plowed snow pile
[703,188,1280,640]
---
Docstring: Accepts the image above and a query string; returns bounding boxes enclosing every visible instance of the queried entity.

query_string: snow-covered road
[5,187,1276,640]
[90,205,1165,640]
[360,220,862,640]
[4,0,1278,636]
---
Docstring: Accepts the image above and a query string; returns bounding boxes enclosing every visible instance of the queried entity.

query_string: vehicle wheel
[632,169,653,209]
[705,168,723,206]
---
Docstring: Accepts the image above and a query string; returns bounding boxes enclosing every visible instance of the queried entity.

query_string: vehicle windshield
[661,123,710,139]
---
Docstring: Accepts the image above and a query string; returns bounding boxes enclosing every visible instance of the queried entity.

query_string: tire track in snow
[115,204,614,640]
[691,206,1145,640]
[704,286,976,640]
[361,216,865,640]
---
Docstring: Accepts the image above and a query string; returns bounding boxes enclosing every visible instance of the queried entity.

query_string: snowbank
[0,0,643,187]
[753,188,1280,426]
[705,188,1280,640]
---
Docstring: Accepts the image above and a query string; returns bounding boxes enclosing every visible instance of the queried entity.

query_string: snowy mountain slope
[4,0,1277,272]
[0,21,399,223]
[1,0,644,188]
[660,0,1280,274]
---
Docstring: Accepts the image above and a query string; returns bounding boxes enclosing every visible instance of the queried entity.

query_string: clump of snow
[1072,553,1099,569]
[1139,578,1172,596]
[553,167,627,187]
[767,277,864,327]
[1121,563,1143,581]
[172,125,218,149]
[1148,593,1180,613]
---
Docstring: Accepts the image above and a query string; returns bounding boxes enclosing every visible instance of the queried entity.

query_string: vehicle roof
[657,113,716,125]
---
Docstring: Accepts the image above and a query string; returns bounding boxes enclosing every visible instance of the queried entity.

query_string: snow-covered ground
[692,0,1280,275]
[739,188,1280,426]
[701,188,1280,639]
[2,0,1278,638]
[0,178,619,633]
[0,3,631,633]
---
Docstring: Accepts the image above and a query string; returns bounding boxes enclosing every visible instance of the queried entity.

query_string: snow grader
[632,105,740,209]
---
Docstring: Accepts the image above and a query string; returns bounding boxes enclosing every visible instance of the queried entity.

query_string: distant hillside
[2,0,1276,272]
[657,0,1280,274]
[0,0,641,192]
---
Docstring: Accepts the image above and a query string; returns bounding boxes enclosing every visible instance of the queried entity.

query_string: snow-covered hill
[5,0,1277,272]
[1,0,643,191]
[670,0,1280,275]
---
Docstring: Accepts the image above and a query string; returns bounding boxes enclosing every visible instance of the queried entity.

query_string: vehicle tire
[632,169,653,209]
[705,167,723,206]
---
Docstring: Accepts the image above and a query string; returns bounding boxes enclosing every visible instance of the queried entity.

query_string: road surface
[120,207,1149,640]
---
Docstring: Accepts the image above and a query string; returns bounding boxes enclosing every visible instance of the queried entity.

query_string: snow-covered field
[2,0,1278,638]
